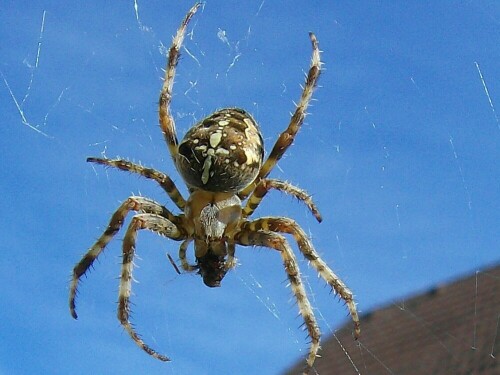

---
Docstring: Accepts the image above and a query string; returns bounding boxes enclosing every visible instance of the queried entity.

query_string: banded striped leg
[242,178,322,222]
[240,33,321,199]
[159,2,201,159]
[69,196,177,319]
[224,242,237,271]
[167,239,199,275]
[243,217,360,339]
[87,157,186,210]
[119,213,183,361]
[235,230,321,371]
[178,239,196,271]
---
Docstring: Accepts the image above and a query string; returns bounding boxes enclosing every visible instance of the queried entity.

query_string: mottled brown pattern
[177,108,264,192]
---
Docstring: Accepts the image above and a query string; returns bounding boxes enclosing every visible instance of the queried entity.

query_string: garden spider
[69,2,360,372]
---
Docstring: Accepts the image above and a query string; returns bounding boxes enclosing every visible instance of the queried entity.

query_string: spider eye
[176,108,264,192]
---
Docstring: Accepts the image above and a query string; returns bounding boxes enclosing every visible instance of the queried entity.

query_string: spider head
[176,108,264,193]
[191,238,230,287]
[196,246,227,288]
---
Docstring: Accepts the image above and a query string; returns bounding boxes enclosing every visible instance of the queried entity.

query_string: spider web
[1,1,498,375]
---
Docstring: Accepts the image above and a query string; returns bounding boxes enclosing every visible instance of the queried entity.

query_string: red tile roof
[285,263,500,375]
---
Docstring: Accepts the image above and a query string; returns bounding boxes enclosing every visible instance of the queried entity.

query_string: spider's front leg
[69,196,178,319]
[243,217,361,339]
[119,213,184,361]
[235,229,321,372]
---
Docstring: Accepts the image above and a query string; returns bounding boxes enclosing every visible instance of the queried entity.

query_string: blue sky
[1,1,499,374]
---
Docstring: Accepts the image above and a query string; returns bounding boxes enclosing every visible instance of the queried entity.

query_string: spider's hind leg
[158,3,201,161]
[239,33,321,199]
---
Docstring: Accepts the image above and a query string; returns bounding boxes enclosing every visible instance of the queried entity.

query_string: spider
[69,2,360,372]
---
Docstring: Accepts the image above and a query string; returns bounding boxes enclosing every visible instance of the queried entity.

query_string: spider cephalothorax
[69,3,360,373]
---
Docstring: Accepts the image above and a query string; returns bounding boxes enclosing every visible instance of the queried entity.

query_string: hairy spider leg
[87,157,186,210]
[178,238,196,271]
[159,2,202,160]
[224,242,237,271]
[242,178,323,222]
[69,196,178,319]
[119,213,184,361]
[243,217,361,339]
[239,33,321,199]
[235,229,321,372]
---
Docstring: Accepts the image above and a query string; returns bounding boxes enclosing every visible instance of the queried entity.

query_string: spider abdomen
[176,108,264,192]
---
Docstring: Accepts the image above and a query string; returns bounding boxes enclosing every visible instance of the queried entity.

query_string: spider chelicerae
[69,2,360,372]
